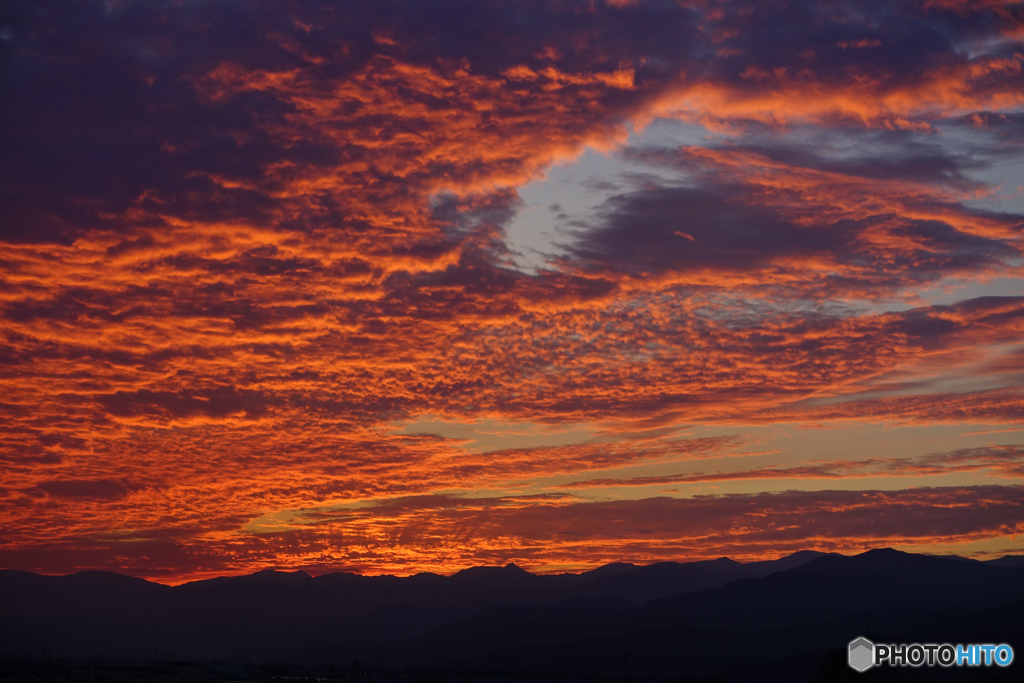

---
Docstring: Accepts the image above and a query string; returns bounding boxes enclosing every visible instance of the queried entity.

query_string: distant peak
[584,562,637,577]
[452,562,534,579]
[242,568,312,583]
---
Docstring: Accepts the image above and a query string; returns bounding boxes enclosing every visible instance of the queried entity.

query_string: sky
[1,0,1023,583]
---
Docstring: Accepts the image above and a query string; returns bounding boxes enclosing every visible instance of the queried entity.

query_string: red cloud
[1,0,1023,580]
[1,485,1021,581]
[556,445,1024,488]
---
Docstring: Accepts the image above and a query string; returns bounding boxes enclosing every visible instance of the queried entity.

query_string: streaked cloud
[1,0,1022,580]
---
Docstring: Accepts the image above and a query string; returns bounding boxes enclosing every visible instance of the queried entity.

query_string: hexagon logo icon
[848,637,875,672]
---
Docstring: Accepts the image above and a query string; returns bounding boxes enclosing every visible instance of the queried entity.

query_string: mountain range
[3,549,1023,681]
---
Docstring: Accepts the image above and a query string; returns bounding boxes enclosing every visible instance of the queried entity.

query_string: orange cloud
[2,485,1021,581]
[556,445,1024,488]
[1,0,1023,581]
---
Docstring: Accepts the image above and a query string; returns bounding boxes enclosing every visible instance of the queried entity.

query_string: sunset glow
[1,0,1023,583]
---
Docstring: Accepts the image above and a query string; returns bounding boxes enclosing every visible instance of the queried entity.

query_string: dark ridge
[985,554,1024,567]
[3,549,1022,679]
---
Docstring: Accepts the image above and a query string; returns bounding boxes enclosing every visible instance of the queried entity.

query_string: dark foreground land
[3,549,1024,682]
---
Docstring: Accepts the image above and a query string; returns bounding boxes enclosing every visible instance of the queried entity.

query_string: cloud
[34,479,135,500]
[566,137,1022,297]
[556,444,1024,488]
[2,485,1021,579]
[648,0,1024,128]
[1,0,1022,580]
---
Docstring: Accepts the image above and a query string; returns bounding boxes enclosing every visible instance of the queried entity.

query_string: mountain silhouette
[2,549,1022,681]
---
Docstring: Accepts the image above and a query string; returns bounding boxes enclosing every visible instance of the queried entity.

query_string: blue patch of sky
[505,115,1024,313]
